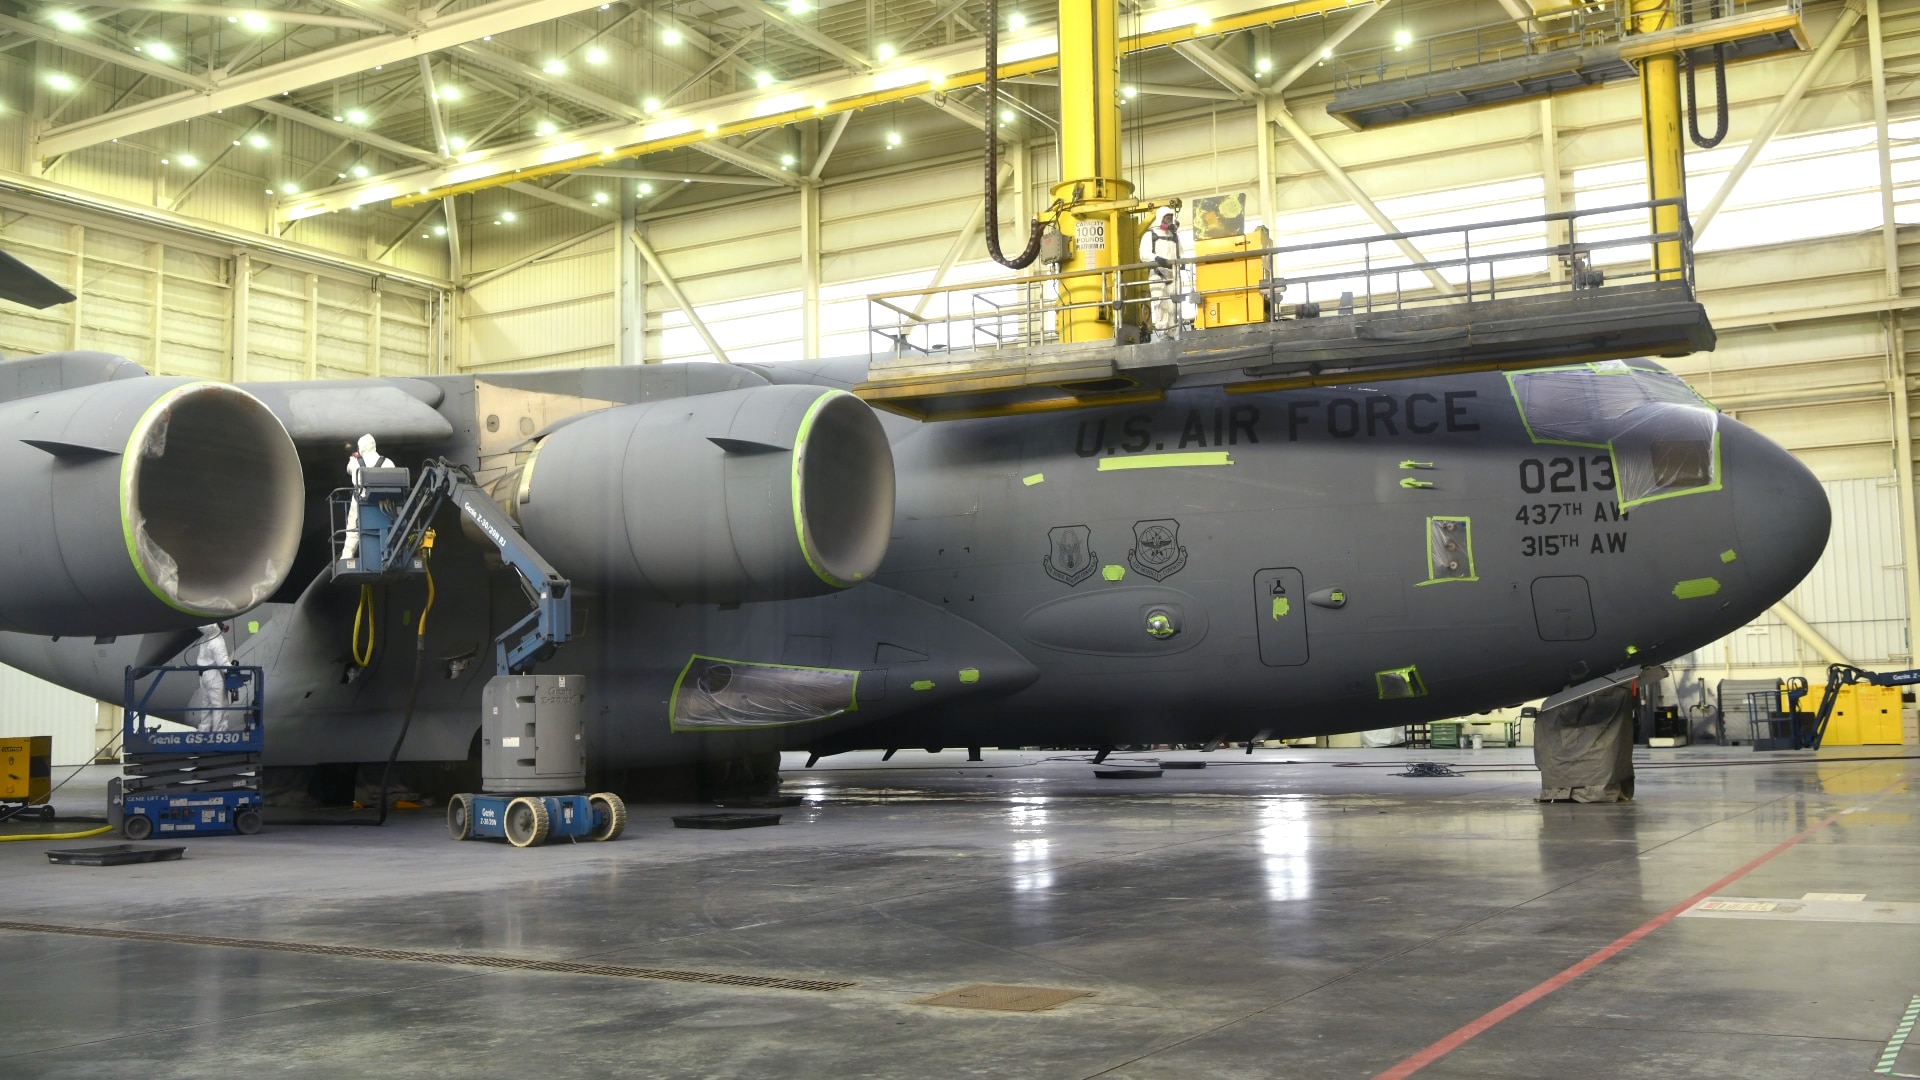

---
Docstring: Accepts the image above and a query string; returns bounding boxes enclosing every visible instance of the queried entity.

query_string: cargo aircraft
[0,268,1830,783]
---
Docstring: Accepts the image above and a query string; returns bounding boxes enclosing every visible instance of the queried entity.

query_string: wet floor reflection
[1256,798,1314,903]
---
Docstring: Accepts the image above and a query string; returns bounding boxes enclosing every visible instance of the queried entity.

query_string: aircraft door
[1531,576,1596,641]
[1254,568,1308,666]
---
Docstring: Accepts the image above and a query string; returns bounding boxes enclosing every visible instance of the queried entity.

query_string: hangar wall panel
[461,224,615,371]
[0,196,447,381]
[0,665,102,769]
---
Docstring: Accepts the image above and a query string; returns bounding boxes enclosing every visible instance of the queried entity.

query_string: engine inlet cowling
[515,385,895,604]
[0,375,304,636]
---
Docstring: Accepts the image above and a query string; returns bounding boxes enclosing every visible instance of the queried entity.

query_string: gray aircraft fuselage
[0,356,1829,768]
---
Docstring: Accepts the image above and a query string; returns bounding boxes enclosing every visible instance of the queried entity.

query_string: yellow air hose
[0,824,113,842]
[351,584,375,668]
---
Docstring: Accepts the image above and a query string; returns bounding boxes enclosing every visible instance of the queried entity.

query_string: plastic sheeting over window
[1422,516,1476,584]
[1508,361,1719,509]
[669,656,859,732]
[1375,666,1427,700]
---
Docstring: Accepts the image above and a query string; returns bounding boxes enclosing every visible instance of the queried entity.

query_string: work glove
[1153,256,1171,269]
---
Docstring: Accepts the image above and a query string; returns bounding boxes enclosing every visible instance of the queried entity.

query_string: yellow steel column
[1051,0,1145,344]
[1632,0,1684,281]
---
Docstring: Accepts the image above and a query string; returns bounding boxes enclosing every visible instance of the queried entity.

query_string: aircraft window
[670,655,859,731]
[1375,666,1427,700]
[1421,516,1476,584]
[1609,403,1720,507]
[1651,440,1712,490]
[1509,363,1718,508]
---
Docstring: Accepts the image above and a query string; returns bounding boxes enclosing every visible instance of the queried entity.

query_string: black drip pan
[673,812,782,830]
[47,844,186,866]
[1093,768,1163,779]
[1161,761,1207,769]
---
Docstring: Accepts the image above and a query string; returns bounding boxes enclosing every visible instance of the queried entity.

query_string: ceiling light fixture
[145,42,175,61]
[49,11,84,32]
[661,27,683,45]
[587,46,608,64]
[240,12,269,32]
[43,72,75,92]
[1008,12,1026,31]
[352,164,369,178]
[876,43,896,61]
[593,191,609,204]
[177,154,197,167]
[537,120,557,136]
[641,97,661,113]
[543,59,566,75]
[346,108,369,125]
[247,133,269,148]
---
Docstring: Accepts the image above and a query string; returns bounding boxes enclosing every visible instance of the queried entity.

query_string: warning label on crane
[1075,221,1107,252]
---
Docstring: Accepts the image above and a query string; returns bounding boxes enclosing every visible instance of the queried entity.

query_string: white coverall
[340,433,393,560]
[1140,211,1182,334]
[185,624,243,732]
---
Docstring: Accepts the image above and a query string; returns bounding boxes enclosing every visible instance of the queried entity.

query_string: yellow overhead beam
[391,0,1369,207]
[1617,7,1807,61]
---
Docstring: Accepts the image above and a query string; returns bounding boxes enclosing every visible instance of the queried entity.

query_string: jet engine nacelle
[0,374,304,636]
[516,385,895,603]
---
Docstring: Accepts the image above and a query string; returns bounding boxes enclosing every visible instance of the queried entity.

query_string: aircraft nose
[1722,417,1830,600]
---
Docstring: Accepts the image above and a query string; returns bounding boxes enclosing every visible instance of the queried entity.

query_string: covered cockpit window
[669,655,859,731]
[1508,361,1719,508]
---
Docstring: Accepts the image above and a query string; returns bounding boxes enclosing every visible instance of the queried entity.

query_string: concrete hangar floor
[0,747,1915,1079]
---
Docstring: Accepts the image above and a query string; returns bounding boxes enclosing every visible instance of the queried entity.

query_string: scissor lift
[111,665,264,840]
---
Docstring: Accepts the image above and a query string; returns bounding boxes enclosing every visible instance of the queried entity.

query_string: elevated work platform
[856,198,1714,421]
[1327,2,1806,130]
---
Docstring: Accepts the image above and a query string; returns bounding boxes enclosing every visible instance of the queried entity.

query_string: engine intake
[516,385,894,603]
[0,374,303,636]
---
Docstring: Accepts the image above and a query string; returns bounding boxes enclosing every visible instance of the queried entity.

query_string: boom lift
[331,459,625,847]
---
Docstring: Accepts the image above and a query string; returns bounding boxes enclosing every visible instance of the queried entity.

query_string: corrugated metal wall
[0,195,444,380]
[460,222,617,371]
[0,665,106,768]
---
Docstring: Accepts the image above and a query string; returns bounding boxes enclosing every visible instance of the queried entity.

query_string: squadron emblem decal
[1127,518,1188,581]
[1043,525,1098,587]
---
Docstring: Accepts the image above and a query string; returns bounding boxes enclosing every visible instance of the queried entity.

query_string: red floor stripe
[1372,772,1910,1080]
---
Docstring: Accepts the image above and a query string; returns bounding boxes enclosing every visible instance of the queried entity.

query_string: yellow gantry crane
[1632,0,1687,282]
[984,0,1172,346]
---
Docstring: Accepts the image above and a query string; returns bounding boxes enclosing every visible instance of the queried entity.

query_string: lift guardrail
[866,195,1695,362]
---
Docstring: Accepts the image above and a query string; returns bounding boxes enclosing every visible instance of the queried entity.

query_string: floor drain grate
[0,921,854,992]
[916,984,1091,1012]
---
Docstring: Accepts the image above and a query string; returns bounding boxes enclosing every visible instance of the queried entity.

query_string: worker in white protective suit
[185,623,245,732]
[1139,208,1182,336]
[340,433,393,561]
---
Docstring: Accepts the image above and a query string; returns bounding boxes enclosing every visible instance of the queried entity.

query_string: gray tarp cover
[1533,683,1636,803]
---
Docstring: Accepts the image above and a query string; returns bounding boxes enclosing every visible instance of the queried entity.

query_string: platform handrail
[867,195,1695,361]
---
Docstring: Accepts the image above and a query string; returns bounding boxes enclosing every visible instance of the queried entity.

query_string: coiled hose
[983,0,1045,269]
[1684,3,1728,148]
